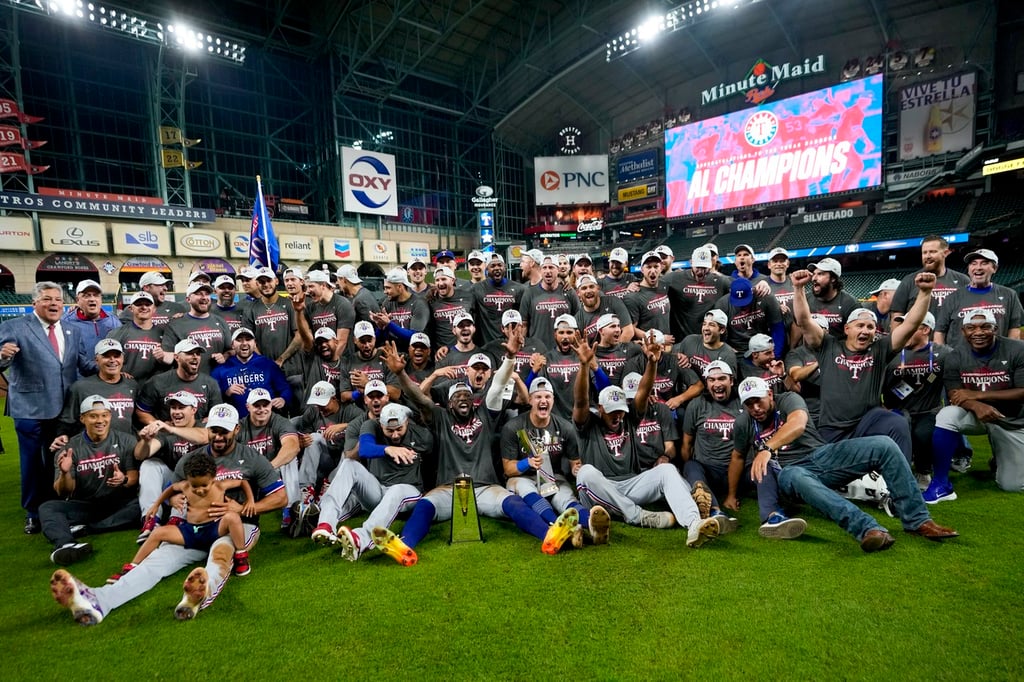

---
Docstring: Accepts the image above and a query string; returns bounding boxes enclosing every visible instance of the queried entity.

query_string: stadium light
[6,0,248,64]
[607,0,753,62]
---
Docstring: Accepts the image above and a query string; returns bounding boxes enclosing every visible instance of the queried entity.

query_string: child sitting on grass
[109,452,256,582]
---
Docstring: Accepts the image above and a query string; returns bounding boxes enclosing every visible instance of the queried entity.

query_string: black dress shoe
[24,517,41,535]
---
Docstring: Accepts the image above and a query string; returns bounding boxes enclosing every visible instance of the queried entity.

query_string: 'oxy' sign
[342,147,398,216]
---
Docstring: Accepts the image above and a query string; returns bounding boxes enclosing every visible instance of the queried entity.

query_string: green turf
[1,416,1022,681]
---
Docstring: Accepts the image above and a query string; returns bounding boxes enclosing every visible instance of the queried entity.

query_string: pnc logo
[539,171,560,191]
[348,155,393,209]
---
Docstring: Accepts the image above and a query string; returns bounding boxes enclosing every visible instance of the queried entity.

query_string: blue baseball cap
[730,278,754,307]
[435,250,456,261]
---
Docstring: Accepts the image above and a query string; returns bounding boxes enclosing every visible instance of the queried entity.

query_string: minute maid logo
[701,55,826,106]
[125,230,160,249]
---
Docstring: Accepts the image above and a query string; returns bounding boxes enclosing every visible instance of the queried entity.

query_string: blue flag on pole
[249,175,279,271]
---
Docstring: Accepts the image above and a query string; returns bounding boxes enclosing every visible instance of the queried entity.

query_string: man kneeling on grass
[729,376,959,552]
[49,403,287,625]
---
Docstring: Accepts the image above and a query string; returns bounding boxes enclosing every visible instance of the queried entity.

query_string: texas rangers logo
[451,417,484,445]
[835,353,874,380]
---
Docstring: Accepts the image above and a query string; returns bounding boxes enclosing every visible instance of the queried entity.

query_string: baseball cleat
[542,507,579,555]
[232,551,251,577]
[588,505,611,545]
[106,562,137,584]
[174,567,210,620]
[638,510,676,529]
[686,517,720,548]
[690,481,713,519]
[371,527,417,566]
[137,516,159,544]
[311,523,337,546]
[336,525,361,562]
[50,569,104,626]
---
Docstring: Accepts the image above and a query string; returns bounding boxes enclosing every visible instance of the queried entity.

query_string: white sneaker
[686,517,720,548]
[638,510,676,529]
[50,569,104,625]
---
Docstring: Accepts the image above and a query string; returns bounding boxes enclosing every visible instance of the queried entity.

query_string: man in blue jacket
[211,327,292,418]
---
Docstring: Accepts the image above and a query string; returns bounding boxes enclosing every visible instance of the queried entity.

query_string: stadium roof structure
[123,0,987,154]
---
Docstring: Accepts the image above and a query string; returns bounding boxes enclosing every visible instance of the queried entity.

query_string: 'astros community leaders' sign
[0,190,216,222]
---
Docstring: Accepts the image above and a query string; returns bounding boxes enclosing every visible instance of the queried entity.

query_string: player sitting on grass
[109,452,256,583]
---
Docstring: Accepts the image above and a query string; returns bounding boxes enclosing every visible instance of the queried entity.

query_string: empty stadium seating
[710,230,777,255]
[859,196,969,243]
[966,193,1024,232]
[775,217,865,250]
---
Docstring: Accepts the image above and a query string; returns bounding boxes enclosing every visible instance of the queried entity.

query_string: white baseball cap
[410,332,431,347]
[575,274,598,289]
[704,309,728,327]
[174,339,204,354]
[75,279,102,295]
[213,275,236,289]
[131,291,154,305]
[313,327,337,342]
[554,313,578,330]
[139,271,169,287]
[336,264,362,283]
[406,257,427,269]
[922,312,937,329]
[810,258,842,277]
[744,333,775,357]
[238,266,260,280]
[231,327,256,342]
[164,390,198,407]
[94,338,123,355]
[595,314,620,331]
[467,250,486,263]
[206,403,239,431]
[246,388,272,405]
[380,403,411,429]
[608,248,629,264]
[703,360,733,378]
[964,248,999,266]
[255,267,275,280]
[702,243,719,256]
[307,381,337,406]
[364,379,388,396]
[573,253,593,265]
[768,247,790,260]
[501,309,522,326]
[306,270,331,284]
[869,278,901,295]
[188,271,212,283]
[963,307,997,326]
[809,314,830,330]
[621,372,643,399]
[79,394,112,414]
[447,382,473,400]
[353,321,376,339]
[186,281,214,296]
[646,329,666,345]
[654,245,674,259]
[468,353,492,368]
[385,268,411,287]
[597,385,629,414]
[528,377,554,395]
[641,251,661,265]
[451,311,474,327]
[489,252,505,263]
[524,249,544,264]
[846,308,877,324]
[690,248,712,268]
[738,377,771,403]
[283,266,304,280]
[433,266,455,280]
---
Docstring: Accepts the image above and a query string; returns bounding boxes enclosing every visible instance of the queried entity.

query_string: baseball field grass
[1,415,1022,681]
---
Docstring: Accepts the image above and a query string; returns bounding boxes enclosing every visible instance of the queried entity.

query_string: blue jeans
[777,435,930,541]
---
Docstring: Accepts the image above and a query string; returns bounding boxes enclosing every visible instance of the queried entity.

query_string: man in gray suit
[0,282,94,534]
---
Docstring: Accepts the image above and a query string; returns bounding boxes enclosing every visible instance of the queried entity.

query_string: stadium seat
[859,196,969,243]
[775,217,865,250]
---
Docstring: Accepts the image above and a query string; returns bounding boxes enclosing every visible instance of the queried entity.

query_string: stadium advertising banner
[665,74,883,218]
[899,72,976,161]
[0,215,36,250]
[535,155,608,206]
[341,147,398,217]
[616,149,659,184]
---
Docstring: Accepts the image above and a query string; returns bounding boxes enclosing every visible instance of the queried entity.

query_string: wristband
[516,458,531,474]
[351,390,362,402]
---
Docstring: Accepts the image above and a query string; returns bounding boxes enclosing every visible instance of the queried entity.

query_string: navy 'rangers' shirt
[813,335,894,431]
[683,393,745,467]
[733,392,823,467]
[942,337,1024,429]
